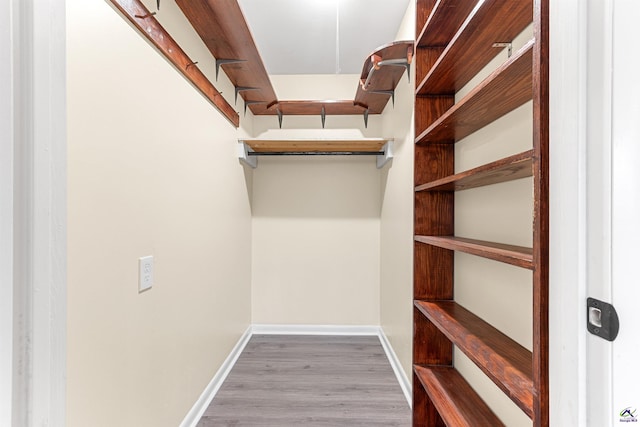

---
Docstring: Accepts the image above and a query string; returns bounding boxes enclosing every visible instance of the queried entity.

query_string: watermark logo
[620,407,638,423]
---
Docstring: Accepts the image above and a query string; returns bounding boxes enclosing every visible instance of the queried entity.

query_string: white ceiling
[237,0,411,75]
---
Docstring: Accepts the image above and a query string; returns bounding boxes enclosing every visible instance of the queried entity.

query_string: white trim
[549,0,588,425]
[1,0,15,423]
[251,324,380,336]
[377,330,412,407]
[179,326,253,427]
[9,0,67,425]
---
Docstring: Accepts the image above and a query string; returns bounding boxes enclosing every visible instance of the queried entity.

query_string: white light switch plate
[138,256,153,292]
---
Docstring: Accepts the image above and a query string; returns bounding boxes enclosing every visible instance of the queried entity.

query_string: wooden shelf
[417,0,479,48]
[175,0,277,116]
[415,150,533,192]
[354,41,414,114]
[109,0,239,127]
[177,1,412,118]
[414,365,505,427]
[261,100,365,116]
[415,301,534,418]
[241,139,387,153]
[415,236,533,269]
[416,0,533,95]
[416,40,534,145]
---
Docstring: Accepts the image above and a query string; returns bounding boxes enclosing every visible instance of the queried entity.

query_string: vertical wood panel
[414,96,454,140]
[532,0,550,425]
[415,47,445,89]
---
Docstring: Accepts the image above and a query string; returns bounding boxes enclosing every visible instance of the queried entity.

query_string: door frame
[1,0,67,425]
[549,0,590,425]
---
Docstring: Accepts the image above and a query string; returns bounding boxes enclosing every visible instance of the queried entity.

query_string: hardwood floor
[197,335,411,426]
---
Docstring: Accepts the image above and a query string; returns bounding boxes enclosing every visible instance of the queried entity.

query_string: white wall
[250,73,383,326]
[379,0,415,379]
[66,1,253,426]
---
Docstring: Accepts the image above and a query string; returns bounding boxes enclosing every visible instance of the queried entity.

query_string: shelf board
[416,0,533,95]
[415,236,533,269]
[177,2,410,118]
[417,0,480,48]
[260,100,365,116]
[241,139,388,153]
[175,0,277,116]
[415,301,534,419]
[109,0,239,127]
[416,40,534,145]
[416,150,533,192]
[414,365,505,427]
[354,41,414,114]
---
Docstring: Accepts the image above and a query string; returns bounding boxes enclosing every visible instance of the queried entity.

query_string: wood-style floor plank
[198,335,410,427]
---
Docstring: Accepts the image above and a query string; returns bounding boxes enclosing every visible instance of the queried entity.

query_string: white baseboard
[179,326,253,427]
[251,323,380,336]
[377,329,412,407]
[181,324,412,426]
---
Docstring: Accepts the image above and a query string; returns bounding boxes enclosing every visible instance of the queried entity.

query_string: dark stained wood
[413,0,548,424]
[532,0,550,425]
[413,144,455,300]
[417,0,480,48]
[413,372,446,427]
[414,365,505,427]
[416,0,533,95]
[415,235,534,269]
[175,0,277,116]
[354,41,415,114]
[416,0,439,39]
[415,47,445,88]
[414,243,453,300]
[108,0,239,127]
[416,40,534,145]
[177,1,408,118]
[414,307,453,367]
[260,100,366,116]
[414,96,454,141]
[415,150,534,192]
[415,301,534,418]
[243,139,387,153]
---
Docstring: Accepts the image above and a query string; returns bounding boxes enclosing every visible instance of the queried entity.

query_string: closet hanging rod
[247,151,384,156]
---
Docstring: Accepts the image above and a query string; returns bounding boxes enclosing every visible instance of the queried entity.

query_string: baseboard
[181,324,412,426]
[377,328,412,407]
[179,326,253,427]
[251,323,380,336]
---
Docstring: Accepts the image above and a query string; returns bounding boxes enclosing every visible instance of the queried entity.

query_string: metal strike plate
[587,297,619,341]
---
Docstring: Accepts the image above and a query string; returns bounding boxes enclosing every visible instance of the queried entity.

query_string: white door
[610,0,640,424]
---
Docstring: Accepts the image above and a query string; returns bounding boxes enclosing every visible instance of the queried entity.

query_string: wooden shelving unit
[416,40,534,144]
[174,0,413,123]
[412,0,548,425]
